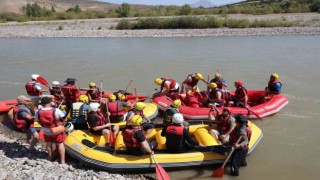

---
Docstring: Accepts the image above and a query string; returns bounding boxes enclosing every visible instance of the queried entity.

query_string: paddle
[105,101,115,147]
[212,137,242,178]
[151,154,170,180]
[36,76,50,87]
[239,101,263,121]
[124,80,133,93]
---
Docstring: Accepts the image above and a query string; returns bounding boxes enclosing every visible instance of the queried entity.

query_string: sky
[99,0,245,6]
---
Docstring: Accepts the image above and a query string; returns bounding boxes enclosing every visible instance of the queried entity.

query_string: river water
[0,36,320,180]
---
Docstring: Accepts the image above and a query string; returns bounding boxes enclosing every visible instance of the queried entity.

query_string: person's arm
[220,117,236,140]
[208,107,215,120]
[234,129,249,148]
[141,140,153,154]
[92,123,110,131]
[183,128,200,146]
[161,126,167,137]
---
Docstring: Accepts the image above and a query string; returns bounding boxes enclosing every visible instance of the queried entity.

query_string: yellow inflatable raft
[64,121,263,173]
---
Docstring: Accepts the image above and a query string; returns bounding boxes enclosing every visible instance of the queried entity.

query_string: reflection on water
[1,36,320,179]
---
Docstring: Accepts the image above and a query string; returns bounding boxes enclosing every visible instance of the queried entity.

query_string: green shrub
[116,3,131,17]
[180,4,192,15]
[133,18,161,29]
[116,19,131,29]
[225,19,250,28]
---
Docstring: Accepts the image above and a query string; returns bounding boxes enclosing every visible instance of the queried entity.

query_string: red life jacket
[50,86,63,101]
[123,127,142,148]
[88,112,105,129]
[230,126,252,149]
[25,81,42,96]
[161,78,177,90]
[108,101,125,117]
[61,84,80,103]
[186,74,199,87]
[127,108,144,117]
[235,86,248,102]
[87,89,101,101]
[217,115,231,132]
[38,108,61,128]
[13,105,35,130]
[268,79,282,92]
[185,95,200,108]
[165,125,184,149]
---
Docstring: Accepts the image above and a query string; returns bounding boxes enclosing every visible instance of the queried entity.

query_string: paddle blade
[212,167,224,178]
[38,129,44,140]
[109,130,116,147]
[36,76,49,87]
[156,164,170,180]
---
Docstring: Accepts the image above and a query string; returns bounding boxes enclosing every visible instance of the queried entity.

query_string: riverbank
[0,13,320,38]
[0,119,152,180]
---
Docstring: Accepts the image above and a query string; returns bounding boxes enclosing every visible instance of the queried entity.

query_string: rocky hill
[0,0,149,14]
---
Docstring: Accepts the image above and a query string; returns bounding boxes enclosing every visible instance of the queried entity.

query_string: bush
[116,3,131,17]
[225,19,250,28]
[180,4,192,15]
[309,0,320,12]
[133,18,162,29]
[116,19,131,29]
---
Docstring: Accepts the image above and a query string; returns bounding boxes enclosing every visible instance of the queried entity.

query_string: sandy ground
[0,13,320,38]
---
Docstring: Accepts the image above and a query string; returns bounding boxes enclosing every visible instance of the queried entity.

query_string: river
[0,36,320,179]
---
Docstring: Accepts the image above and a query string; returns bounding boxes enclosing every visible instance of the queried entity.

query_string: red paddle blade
[212,167,224,178]
[109,131,115,147]
[38,129,44,140]
[36,76,49,87]
[156,164,170,180]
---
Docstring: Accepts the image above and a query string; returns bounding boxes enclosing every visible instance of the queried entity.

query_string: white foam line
[0,81,24,85]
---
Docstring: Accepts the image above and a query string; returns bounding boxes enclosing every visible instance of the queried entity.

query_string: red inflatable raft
[151,90,288,120]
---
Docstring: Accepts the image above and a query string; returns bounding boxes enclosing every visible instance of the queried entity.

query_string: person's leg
[102,129,110,143]
[209,129,222,145]
[240,148,249,166]
[56,142,65,164]
[230,149,240,176]
[29,128,39,150]
[46,142,53,161]
[112,125,119,139]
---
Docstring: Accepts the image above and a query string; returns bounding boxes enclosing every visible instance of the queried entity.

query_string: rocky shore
[0,13,320,38]
[0,123,152,180]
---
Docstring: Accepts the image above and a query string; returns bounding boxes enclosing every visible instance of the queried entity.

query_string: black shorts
[141,123,154,131]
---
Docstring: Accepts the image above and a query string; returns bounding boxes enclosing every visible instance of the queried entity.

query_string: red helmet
[234,80,243,86]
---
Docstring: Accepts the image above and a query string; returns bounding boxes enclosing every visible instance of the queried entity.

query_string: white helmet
[172,113,184,124]
[31,74,39,80]
[65,122,74,133]
[89,103,100,112]
[52,81,60,85]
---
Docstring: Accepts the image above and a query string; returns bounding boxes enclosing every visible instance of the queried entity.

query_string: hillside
[0,0,150,14]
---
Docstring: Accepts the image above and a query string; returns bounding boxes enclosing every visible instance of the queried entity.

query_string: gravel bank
[0,122,153,180]
[0,13,320,38]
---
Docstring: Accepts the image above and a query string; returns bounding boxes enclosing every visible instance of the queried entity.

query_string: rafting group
[6,72,284,178]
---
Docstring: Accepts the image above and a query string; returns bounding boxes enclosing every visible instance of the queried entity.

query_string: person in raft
[208,106,236,145]
[206,82,226,107]
[87,103,119,147]
[123,115,158,156]
[180,73,208,93]
[49,81,64,106]
[161,113,204,153]
[163,99,190,128]
[125,102,154,138]
[209,72,228,90]
[229,114,252,176]
[265,73,282,95]
[70,95,90,130]
[13,95,39,150]
[86,82,104,103]
[61,78,81,117]
[107,94,133,123]
[36,97,66,163]
[229,81,248,107]
[25,74,48,107]
[154,77,180,100]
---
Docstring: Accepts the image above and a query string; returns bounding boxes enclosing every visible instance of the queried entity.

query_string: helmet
[172,113,184,124]
[130,115,143,126]
[234,80,243,86]
[52,81,60,85]
[209,82,217,89]
[117,93,125,101]
[31,74,39,80]
[89,82,96,87]
[134,102,145,111]
[108,94,116,101]
[65,122,74,133]
[65,78,77,83]
[172,99,182,108]
[89,103,100,112]
[235,114,247,124]
[272,73,279,79]
[195,73,203,80]
[215,73,221,78]
[79,95,89,103]
[154,78,163,85]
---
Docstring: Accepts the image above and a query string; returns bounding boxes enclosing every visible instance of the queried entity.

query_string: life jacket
[185,74,199,87]
[161,78,177,90]
[123,127,142,148]
[108,101,125,117]
[127,108,144,117]
[87,89,102,101]
[235,86,248,102]
[50,86,63,101]
[38,108,62,128]
[212,78,225,89]
[71,102,87,119]
[209,89,224,103]
[165,124,184,149]
[185,95,200,108]
[13,105,35,130]
[268,80,282,93]
[25,81,42,96]
[230,126,252,149]
[217,115,231,132]
[163,106,179,124]
[87,112,105,128]
[61,84,79,103]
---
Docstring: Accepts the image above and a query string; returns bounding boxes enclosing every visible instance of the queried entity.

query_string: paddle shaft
[221,137,242,168]
[233,96,263,121]
[124,80,133,92]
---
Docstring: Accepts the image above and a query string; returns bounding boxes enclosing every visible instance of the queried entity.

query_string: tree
[309,0,320,12]
[116,3,131,17]
[180,4,192,15]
